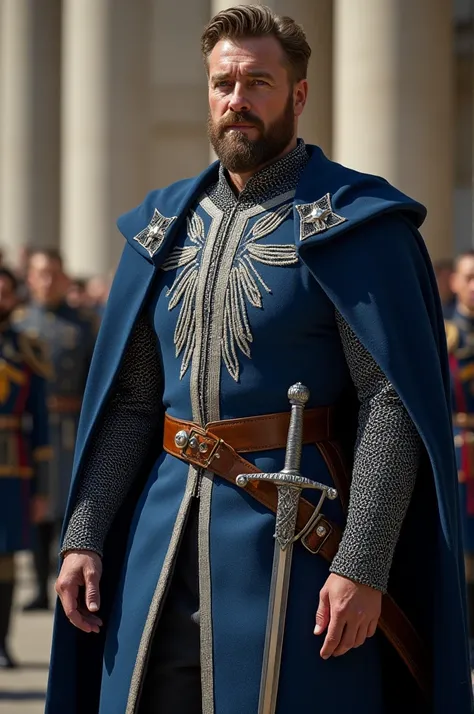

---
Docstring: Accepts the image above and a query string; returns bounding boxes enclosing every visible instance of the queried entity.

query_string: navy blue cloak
[46,145,472,713]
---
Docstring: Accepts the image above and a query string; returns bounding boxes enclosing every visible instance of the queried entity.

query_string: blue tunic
[0,325,51,553]
[47,146,472,713]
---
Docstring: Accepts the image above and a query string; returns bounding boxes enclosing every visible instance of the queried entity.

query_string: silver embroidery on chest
[133,208,177,257]
[161,200,297,381]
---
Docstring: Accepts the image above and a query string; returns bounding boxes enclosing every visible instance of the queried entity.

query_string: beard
[208,91,296,173]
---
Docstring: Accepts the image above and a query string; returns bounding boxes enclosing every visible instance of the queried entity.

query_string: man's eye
[215,81,231,88]
[251,80,268,86]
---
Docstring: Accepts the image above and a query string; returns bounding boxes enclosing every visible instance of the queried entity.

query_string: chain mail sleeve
[329,312,422,593]
[60,313,164,558]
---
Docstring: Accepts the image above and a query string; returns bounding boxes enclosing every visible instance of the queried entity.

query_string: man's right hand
[55,550,103,633]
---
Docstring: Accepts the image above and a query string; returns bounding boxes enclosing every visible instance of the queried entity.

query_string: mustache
[218,112,264,132]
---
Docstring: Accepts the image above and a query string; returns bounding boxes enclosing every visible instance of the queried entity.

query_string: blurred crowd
[0,246,110,669]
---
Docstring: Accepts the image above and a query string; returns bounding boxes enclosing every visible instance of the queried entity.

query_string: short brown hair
[201,5,311,82]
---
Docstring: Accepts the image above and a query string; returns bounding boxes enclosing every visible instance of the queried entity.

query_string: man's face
[27,254,68,306]
[207,36,307,173]
[451,257,474,311]
[0,277,17,321]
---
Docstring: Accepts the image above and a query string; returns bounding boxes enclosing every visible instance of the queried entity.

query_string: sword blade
[258,542,294,714]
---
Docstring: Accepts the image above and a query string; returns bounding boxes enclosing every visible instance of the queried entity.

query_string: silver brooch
[133,209,177,257]
[295,194,346,241]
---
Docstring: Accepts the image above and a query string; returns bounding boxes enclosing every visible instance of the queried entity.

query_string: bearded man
[46,6,471,714]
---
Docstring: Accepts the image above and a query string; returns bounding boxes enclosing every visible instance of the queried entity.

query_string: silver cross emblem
[133,209,177,257]
[296,193,346,241]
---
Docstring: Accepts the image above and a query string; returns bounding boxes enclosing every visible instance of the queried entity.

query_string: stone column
[0,1,35,265]
[32,0,61,252]
[334,0,454,261]
[61,0,113,277]
[209,0,333,158]
[0,0,61,266]
[150,0,210,187]
[61,0,152,277]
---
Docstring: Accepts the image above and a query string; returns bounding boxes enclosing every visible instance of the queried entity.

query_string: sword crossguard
[236,383,337,550]
[236,471,337,550]
[236,471,337,500]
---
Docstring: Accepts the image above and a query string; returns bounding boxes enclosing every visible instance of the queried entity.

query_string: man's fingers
[353,623,369,648]
[67,607,101,634]
[56,583,98,633]
[320,610,345,660]
[84,568,101,612]
[333,620,360,657]
[56,578,78,618]
[314,588,330,635]
[367,619,378,638]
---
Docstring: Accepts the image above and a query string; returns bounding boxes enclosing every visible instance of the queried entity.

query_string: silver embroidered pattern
[163,201,297,382]
[161,211,206,378]
[296,193,346,241]
[133,208,177,257]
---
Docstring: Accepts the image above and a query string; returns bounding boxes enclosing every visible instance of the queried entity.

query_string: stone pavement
[0,552,53,714]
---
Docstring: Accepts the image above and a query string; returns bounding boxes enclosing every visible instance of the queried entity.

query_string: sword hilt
[283,383,309,474]
[235,383,337,550]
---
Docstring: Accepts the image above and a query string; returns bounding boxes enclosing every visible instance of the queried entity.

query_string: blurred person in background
[66,278,87,310]
[13,249,97,611]
[445,250,474,665]
[85,275,111,319]
[434,258,455,319]
[0,268,52,668]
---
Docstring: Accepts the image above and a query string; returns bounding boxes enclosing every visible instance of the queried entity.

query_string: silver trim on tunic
[126,466,199,714]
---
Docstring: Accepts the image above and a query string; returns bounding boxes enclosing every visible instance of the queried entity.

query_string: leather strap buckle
[300,513,334,555]
[174,426,223,469]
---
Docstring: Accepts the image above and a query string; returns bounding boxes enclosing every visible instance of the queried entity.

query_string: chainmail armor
[61,315,163,557]
[330,314,421,592]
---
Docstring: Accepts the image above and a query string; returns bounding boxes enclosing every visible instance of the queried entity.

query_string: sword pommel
[287,382,310,406]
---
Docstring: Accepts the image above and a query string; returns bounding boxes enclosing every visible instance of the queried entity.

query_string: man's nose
[228,85,250,114]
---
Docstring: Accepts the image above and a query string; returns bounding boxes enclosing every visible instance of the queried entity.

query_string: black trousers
[138,500,202,714]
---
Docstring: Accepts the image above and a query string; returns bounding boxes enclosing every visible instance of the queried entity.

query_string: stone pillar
[209,0,333,157]
[61,0,113,277]
[61,0,151,277]
[334,0,454,261]
[0,1,34,264]
[150,0,210,187]
[32,0,61,252]
[0,0,60,266]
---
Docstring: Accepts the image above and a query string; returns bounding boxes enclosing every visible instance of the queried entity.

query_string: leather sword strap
[163,411,431,698]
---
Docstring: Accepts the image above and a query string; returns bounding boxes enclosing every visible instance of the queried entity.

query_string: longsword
[236,383,337,714]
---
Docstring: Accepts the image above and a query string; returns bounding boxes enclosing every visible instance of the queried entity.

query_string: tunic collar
[209,139,309,210]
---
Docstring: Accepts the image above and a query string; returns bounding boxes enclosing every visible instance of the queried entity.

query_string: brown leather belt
[163,411,430,698]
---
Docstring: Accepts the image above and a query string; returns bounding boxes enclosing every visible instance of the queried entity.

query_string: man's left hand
[314,573,382,659]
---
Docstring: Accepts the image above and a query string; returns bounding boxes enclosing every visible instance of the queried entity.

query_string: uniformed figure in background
[0,268,52,668]
[14,249,96,611]
[445,250,474,661]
